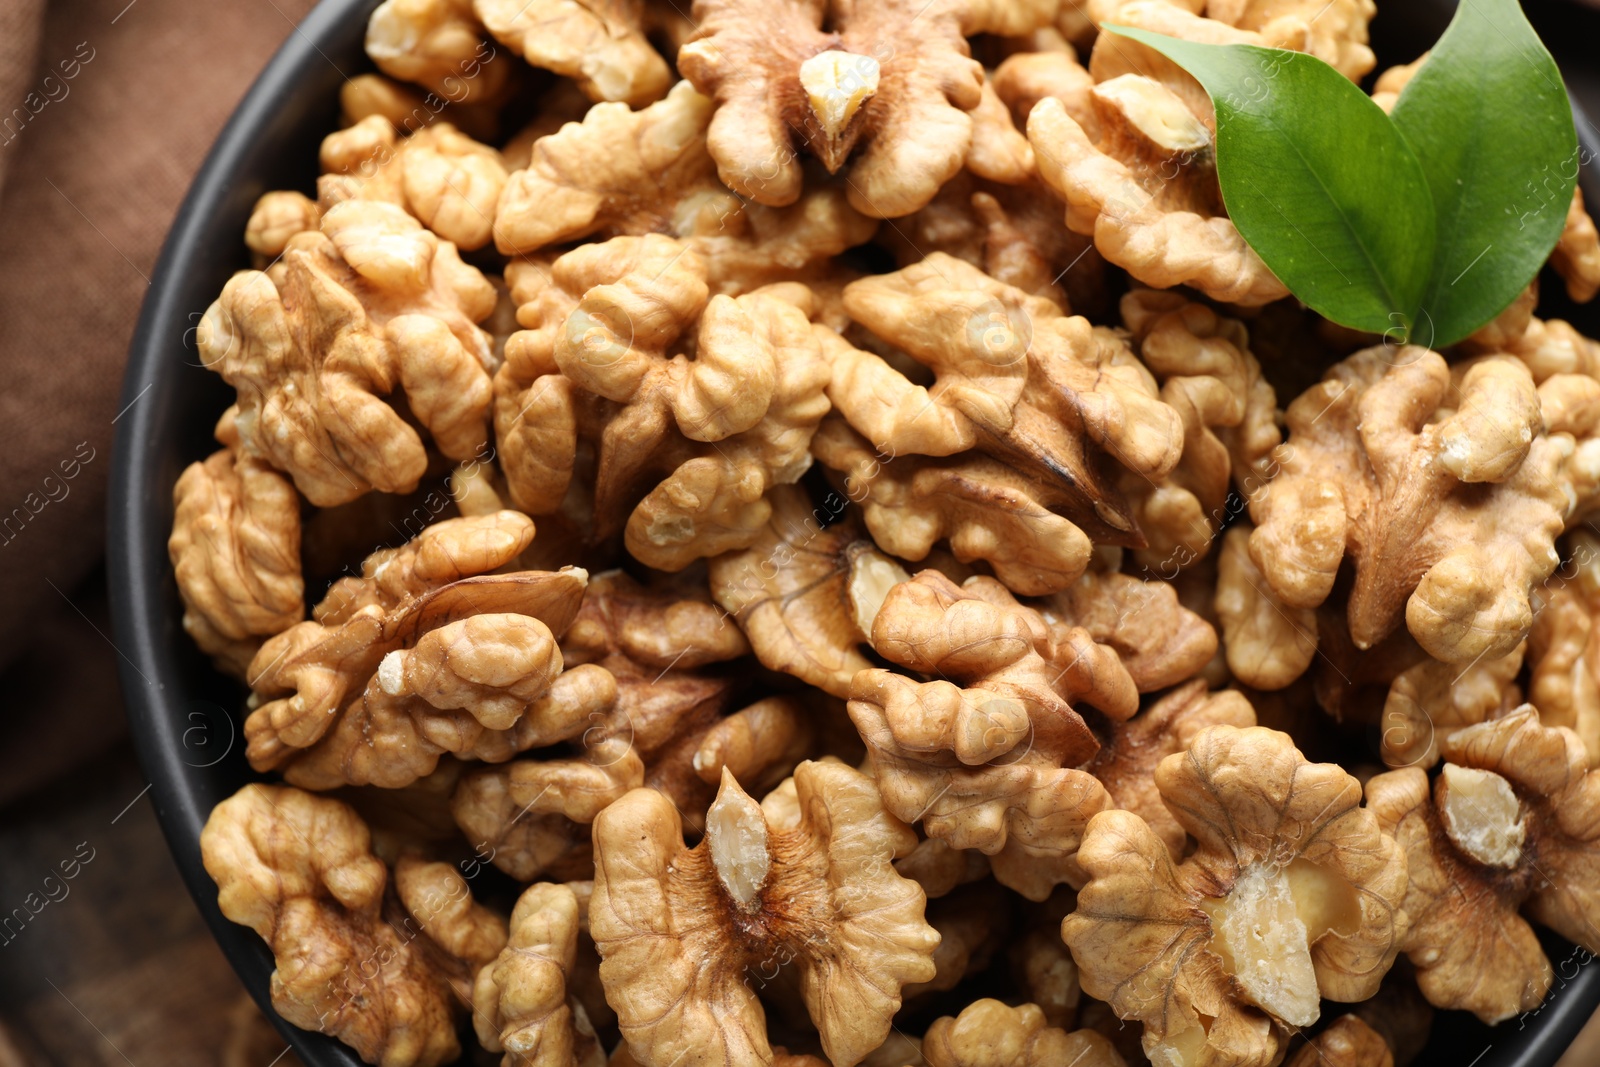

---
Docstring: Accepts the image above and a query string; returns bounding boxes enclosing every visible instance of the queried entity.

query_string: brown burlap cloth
[0,0,319,806]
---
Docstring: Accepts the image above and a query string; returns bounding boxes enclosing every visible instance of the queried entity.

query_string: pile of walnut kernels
[175,1,1600,1065]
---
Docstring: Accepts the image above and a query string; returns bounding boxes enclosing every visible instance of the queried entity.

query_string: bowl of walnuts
[109,0,1600,1065]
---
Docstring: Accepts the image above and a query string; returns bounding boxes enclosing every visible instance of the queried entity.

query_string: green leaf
[1389,0,1579,346]
[1108,28,1437,338]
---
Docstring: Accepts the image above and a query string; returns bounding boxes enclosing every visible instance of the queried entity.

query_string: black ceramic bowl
[109,1,1600,1064]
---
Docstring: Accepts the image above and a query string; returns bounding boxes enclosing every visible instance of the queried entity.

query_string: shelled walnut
[1368,706,1600,1023]
[492,234,835,571]
[590,761,939,1067]
[242,513,606,789]
[1065,726,1407,1067]
[201,785,506,1067]
[198,199,498,507]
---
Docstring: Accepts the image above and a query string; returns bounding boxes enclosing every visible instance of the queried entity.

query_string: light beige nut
[472,882,606,1067]
[1119,290,1283,568]
[848,570,1140,898]
[1250,347,1566,664]
[338,72,500,143]
[198,199,497,506]
[245,191,320,261]
[242,512,604,788]
[1084,679,1256,857]
[474,0,671,106]
[1030,72,1290,306]
[920,999,1125,1067]
[1205,0,1376,80]
[1064,726,1408,1067]
[563,568,750,671]
[170,447,304,678]
[1010,927,1081,1030]
[493,234,834,571]
[992,49,1098,141]
[1379,643,1525,769]
[879,171,1106,314]
[590,761,939,1067]
[1215,524,1319,690]
[318,118,510,252]
[677,0,1057,218]
[493,82,877,286]
[494,82,718,254]
[1286,1015,1393,1067]
[893,835,992,900]
[1553,187,1600,304]
[1529,534,1600,765]
[691,696,816,796]
[815,255,1182,590]
[1037,564,1218,693]
[813,416,1099,596]
[201,785,467,1067]
[452,568,764,878]
[1368,705,1600,1023]
[709,485,908,698]
[365,0,509,104]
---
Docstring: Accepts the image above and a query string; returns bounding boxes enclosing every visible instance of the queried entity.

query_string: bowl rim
[106,1,1600,1065]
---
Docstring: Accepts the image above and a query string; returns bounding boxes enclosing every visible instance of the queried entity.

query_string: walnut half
[590,760,939,1067]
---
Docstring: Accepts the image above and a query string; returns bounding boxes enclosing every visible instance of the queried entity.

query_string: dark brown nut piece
[198,199,497,507]
[1030,70,1290,306]
[243,512,604,789]
[472,882,606,1067]
[201,784,489,1067]
[170,446,304,678]
[474,0,671,107]
[492,234,834,571]
[1250,347,1565,665]
[1119,290,1283,569]
[1010,926,1081,1030]
[848,571,1138,899]
[920,999,1125,1067]
[1065,726,1408,1067]
[365,0,510,104]
[677,0,1058,218]
[1084,679,1256,857]
[590,761,939,1067]
[1286,1015,1394,1067]
[709,485,908,698]
[1367,706,1600,1023]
